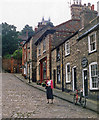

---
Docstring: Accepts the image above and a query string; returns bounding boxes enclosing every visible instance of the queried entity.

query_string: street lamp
[28,59,32,83]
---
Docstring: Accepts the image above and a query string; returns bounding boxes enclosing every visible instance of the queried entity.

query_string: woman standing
[46,77,54,104]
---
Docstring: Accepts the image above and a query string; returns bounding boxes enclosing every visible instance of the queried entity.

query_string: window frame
[57,65,61,84]
[65,41,70,56]
[56,47,60,61]
[43,38,46,53]
[88,31,97,53]
[38,43,41,56]
[66,63,71,83]
[89,62,98,90]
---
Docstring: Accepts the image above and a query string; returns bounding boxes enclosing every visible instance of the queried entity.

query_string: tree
[12,49,22,60]
[20,24,34,38]
[2,22,19,56]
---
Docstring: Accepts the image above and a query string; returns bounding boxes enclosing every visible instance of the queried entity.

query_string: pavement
[14,73,99,114]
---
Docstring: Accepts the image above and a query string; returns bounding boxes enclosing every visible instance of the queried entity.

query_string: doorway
[72,67,77,91]
[53,69,56,88]
[82,69,88,96]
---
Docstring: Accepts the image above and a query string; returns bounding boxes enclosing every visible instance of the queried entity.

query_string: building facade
[51,16,99,99]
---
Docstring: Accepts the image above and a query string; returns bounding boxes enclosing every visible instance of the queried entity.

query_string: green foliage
[12,49,22,60]
[20,24,34,37]
[3,54,11,59]
[2,22,19,57]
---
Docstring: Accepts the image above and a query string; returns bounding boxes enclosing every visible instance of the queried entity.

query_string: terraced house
[51,5,98,99]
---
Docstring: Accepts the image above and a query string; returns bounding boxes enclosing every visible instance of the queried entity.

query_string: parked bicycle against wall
[73,89,87,108]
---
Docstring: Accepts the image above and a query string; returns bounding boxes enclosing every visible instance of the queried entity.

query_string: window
[43,60,47,79]
[38,43,41,56]
[57,66,61,84]
[89,62,98,90]
[66,63,71,83]
[56,48,60,61]
[88,32,96,53]
[65,41,70,56]
[43,39,46,52]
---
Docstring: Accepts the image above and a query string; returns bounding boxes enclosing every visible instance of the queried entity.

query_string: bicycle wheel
[73,95,77,105]
[82,98,86,108]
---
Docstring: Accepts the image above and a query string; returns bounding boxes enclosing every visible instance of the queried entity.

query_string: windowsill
[43,50,46,54]
[90,88,99,91]
[65,53,70,57]
[66,81,71,84]
[38,54,41,57]
[88,50,97,55]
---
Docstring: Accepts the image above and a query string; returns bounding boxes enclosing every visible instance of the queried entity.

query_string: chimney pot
[88,3,91,6]
[91,5,94,10]
[35,27,38,31]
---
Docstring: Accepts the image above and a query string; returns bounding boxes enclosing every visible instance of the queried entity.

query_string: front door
[83,69,88,96]
[40,57,47,83]
[72,67,77,91]
[53,69,56,88]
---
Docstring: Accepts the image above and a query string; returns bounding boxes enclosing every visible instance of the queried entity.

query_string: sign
[81,57,88,68]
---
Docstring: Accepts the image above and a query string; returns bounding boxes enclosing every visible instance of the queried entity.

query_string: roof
[52,19,81,48]
[35,29,55,45]
[51,31,78,51]
[77,22,99,40]
[22,23,54,47]
[33,23,54,45]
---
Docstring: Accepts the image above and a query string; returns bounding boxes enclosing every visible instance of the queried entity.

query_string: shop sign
[81,57,88,68]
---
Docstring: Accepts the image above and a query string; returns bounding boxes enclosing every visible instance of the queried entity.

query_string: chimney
[35,27,38,32]
[91,5,94,11]
[88,3,91,10]
[26,30,28,39]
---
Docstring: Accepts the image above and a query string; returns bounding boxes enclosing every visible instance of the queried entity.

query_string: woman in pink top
[46,77,54,104]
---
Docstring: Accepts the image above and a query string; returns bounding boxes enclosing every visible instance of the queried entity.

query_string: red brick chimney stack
[91,5,94,11]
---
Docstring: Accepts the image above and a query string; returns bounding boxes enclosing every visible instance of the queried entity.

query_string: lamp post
[28,59,31,83]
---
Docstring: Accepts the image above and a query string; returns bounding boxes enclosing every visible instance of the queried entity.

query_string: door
[83,69,88,96]
[53,69,56,88]
[72,67,77,91]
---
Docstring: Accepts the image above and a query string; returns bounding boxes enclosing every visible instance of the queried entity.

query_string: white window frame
[72,66,76,91]
[43,39,46,53]
[38,43,41,56]
[66,63,71,83]
[65,41,70,56]
[89,62,98,90]
[88,31,97,53]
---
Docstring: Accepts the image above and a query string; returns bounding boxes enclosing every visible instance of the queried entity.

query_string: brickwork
[36,34,51,81]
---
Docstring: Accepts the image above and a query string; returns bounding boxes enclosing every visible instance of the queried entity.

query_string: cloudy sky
[0,0,99,31]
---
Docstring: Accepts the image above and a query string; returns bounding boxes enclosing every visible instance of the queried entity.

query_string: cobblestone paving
[2,73,98,118]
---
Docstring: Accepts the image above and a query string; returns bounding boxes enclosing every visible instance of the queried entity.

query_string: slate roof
[52,19,81,48]
[34,23,54,45]
[77,22,99,40]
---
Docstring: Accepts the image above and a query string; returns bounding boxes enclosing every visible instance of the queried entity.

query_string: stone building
[34,18,54,82]
[51,14,99,99]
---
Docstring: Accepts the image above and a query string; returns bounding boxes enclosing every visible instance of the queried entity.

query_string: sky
[0,0,99,31]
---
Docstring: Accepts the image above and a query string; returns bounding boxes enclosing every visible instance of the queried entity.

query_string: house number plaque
[81,57,88,68]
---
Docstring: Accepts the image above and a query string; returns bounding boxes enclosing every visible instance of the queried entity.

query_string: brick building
[34,18,54,82]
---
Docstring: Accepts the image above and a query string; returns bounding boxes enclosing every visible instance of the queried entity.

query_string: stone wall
[51,17,99,99]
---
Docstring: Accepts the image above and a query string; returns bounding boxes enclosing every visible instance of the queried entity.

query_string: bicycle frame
[73,89,86,108]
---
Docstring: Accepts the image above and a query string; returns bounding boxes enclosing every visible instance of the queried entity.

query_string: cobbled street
[2,73,98,118]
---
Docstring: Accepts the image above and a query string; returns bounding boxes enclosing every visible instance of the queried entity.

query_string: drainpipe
[49,34,52,79]
[62,44,64,92]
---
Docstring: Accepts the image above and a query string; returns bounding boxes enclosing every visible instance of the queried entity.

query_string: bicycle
[73,89,87,108]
